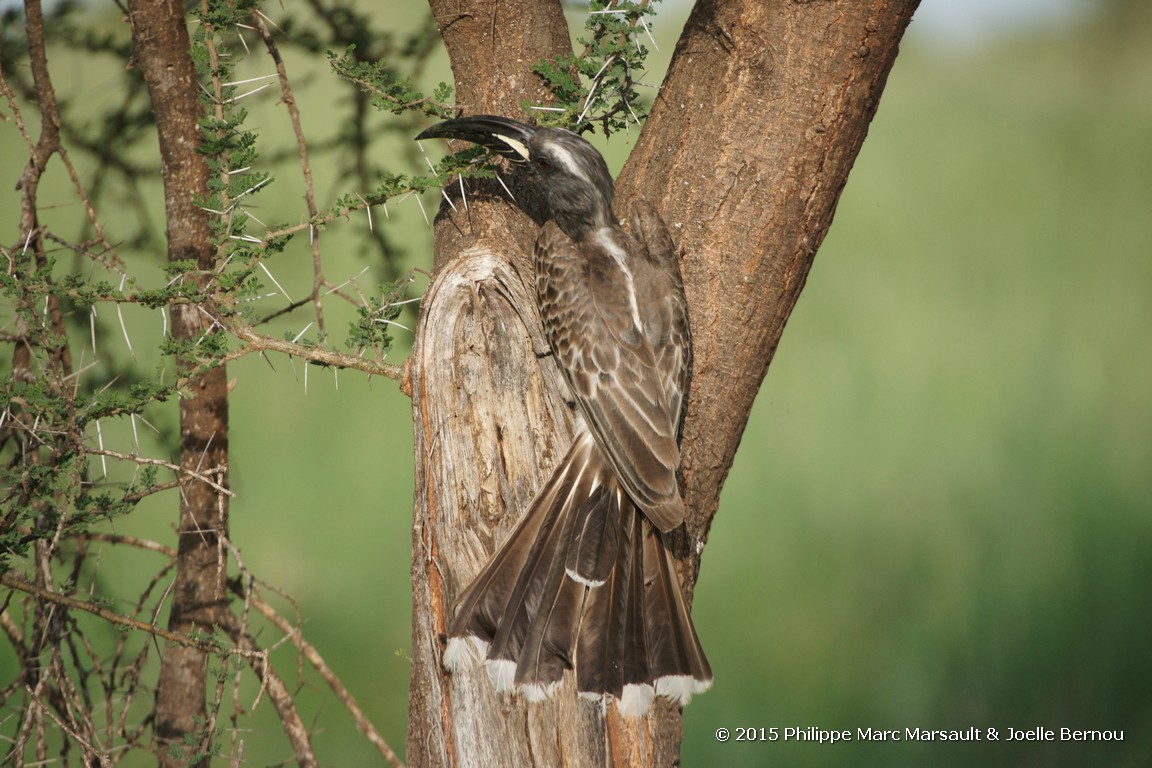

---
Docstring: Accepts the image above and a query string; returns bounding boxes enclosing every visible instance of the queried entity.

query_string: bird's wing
[534,209,690,532]
[629,200,692,442]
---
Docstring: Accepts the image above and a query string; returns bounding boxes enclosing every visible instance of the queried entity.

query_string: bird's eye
[534,157,552,170]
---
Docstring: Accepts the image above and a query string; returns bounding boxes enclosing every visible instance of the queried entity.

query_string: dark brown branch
[14,0,74,377]
[6,10,90,758]
[617,0,921,549]
[124,1,232,764]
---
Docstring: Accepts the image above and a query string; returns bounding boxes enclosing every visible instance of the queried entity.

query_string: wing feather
[534,203,690,532]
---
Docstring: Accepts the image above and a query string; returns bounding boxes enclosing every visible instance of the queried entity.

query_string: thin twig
[86,448,233,498]
[0,572,245,656]
[251,9,327,334]
[228,325,405,382]
[234,584,406,768]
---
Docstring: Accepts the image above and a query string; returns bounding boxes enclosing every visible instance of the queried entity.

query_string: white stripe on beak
[494,133,530,161]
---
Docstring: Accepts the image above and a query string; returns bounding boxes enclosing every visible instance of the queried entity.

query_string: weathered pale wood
[409,247,609,767]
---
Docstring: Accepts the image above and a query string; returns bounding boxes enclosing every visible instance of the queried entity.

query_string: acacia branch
[226,325,407,382]
[1,574,319,767]
[216,618,319,768]
[86,448,232,497]
[250,9,327,333]
[0,573,230,656]
[53,529,401,765]
[14,0,75,378]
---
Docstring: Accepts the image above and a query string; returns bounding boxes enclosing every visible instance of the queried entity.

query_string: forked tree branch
[409,0,920,766]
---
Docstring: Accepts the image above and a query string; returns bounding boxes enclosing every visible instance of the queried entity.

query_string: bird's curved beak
[416,115,536,162]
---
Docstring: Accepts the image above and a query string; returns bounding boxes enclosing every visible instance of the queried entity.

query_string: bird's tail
[442,431,712,716]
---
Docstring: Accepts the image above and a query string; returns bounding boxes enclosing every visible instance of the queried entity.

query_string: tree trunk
[408,1,920,766]
[126,2,231,764]
[617,0,921,556]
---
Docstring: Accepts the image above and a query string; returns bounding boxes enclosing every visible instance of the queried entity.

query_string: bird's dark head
[417,115,615,239]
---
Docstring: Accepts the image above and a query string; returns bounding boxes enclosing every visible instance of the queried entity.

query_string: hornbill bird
[417,115,711,716]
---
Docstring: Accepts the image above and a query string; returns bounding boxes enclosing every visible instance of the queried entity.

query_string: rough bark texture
[408,4,586,766]
[409,0,920,766]
[615,0,921,556]
[126,1,231,764]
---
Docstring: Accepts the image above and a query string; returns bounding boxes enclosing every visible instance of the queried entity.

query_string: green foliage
[345,279,411,357]
[77,378,172,428]
[166,714,224,765]
[532,0,660,135]
[328,45,455,119]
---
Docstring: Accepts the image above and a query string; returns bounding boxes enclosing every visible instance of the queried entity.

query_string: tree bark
[407,5,585,766]
[616,0,921,553]
[126,1,231,764]
[408,1,920,766]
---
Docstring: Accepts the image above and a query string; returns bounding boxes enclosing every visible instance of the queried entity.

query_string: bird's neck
[561,208,618,244]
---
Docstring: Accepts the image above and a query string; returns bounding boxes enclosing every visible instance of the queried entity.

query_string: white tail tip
[443,635,488,674]
[486,659,517,693]
[520,680,562,703]
[618,683,656,717]
[655,675,713,706]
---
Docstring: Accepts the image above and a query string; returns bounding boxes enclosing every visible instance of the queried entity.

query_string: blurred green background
[3,0,1151,765]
